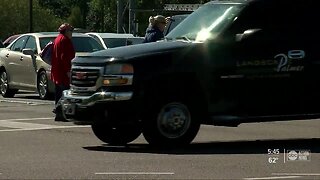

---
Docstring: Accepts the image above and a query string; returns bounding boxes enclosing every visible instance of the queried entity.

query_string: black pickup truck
[61,0,319,145]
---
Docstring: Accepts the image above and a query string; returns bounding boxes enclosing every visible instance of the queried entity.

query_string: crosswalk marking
[0,117,53,121]
[0,117,89,132]
[0,125,89,132]
[0,121,57,129]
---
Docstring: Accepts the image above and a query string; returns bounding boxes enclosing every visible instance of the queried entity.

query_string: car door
[5,35,29,86]
[22,35,38,87]
[217,0,305,116]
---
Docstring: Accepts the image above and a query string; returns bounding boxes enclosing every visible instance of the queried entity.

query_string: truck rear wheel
[37,71,52,100]
[91,122,141,145]
[142,101,200,146]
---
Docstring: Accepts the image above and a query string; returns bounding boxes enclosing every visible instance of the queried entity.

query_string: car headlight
[103,64,133,86]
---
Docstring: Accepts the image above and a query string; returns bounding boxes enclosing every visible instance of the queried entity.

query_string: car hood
[72,41,196,64]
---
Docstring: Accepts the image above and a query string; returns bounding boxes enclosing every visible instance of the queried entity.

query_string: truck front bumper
[61,90,134,123]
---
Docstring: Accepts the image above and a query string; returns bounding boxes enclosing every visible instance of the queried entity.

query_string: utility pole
[117,0,124,33]
[29,0,33,32]
[129,0,135,35]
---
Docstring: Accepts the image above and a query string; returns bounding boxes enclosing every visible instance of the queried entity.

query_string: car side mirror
[23,48,37,70]
[22,48,35,56]
[235,28,262,42]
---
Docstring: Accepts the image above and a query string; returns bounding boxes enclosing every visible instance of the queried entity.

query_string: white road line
[0,117,89,132]
[272,173,320,176]
[244,176,301,180]
[95,172,175,175]
[0,99,54,105]
[0,121,57,129]
[0,125,89,132]
[0,117,54,121]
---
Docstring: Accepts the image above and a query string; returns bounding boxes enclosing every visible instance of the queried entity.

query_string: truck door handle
[5,54,9,58]
[20,57,23,61]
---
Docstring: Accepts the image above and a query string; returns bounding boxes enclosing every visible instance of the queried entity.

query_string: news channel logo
[287,150,311,162]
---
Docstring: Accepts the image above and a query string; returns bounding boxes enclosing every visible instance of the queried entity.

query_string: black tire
[37,71,51,100]
[142,101,201,146]
[91,122,141,145]
[0,71,18,98]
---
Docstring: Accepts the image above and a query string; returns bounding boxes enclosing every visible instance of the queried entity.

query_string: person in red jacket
[51,23,75,121]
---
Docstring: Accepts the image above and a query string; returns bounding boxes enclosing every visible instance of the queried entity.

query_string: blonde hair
[148,15,167,27]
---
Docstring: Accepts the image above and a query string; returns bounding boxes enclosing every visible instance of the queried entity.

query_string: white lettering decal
[274,50,305,72]
[275,53,288,72]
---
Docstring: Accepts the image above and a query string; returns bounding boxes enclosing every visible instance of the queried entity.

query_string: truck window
[166,3,243,42]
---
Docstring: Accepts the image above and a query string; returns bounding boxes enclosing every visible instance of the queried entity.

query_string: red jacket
[51,34,75,86]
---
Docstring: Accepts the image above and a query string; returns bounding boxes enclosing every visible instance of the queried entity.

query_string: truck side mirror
[235,28,263,42]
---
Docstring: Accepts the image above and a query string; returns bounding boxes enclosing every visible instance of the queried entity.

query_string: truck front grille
[71,68,100,87]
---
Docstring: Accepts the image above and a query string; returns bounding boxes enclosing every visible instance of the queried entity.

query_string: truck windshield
[166,3,243,42]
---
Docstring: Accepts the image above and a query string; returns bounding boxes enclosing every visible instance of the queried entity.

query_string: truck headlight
[105,64,133,74]
[103,64,133,86]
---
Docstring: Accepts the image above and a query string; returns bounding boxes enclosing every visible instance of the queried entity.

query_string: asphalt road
[0,92,319,179]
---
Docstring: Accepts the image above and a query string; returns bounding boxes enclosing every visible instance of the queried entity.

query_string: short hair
[58,23,74,34]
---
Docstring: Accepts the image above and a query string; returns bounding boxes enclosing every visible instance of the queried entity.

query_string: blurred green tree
[0,0,62,41]
[86,0,117,32]
[38,0,90,28]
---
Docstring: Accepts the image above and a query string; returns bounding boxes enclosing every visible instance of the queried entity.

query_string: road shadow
[83,138,320,155]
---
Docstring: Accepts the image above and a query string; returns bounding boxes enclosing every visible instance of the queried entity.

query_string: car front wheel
[0,71,18,97]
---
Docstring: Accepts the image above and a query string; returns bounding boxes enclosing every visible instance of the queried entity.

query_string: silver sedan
[0,32,104,99]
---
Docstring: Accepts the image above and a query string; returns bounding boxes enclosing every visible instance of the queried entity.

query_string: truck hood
[72,40,196,64]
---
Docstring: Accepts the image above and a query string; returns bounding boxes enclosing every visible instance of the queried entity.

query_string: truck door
[215,0,305,116]
[295,2,320,113]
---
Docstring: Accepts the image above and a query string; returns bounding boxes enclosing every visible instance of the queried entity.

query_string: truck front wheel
[142,101,200,146]
[91,122,141,145]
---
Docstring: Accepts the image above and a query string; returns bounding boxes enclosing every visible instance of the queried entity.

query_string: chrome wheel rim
[38,73,48,98]
[0,72,8,95]
[157,102,191,139]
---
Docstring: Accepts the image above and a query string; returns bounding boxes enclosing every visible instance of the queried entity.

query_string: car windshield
[166,3,243,42]
[126,38,144,45]
[103,38,130,48]
[72,37,104,52]
[164,15,188,36]
[39,37,104,52]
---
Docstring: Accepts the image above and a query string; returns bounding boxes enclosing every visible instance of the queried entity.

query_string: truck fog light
[103,78,128,86]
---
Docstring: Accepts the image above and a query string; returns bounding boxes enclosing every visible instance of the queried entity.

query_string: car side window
[88,34,102,46]
[10,36,28,52]
[24,36,37,54]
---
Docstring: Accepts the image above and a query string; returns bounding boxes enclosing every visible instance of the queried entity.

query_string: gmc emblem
[75,72,87,80]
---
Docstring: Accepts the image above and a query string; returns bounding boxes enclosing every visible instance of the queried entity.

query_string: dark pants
[54,84,69,121]
[55,84,70,106]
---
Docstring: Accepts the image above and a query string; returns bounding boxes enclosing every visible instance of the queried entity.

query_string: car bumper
[61,90,134,123]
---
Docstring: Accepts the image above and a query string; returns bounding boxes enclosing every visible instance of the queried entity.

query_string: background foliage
[0,0,209,41]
